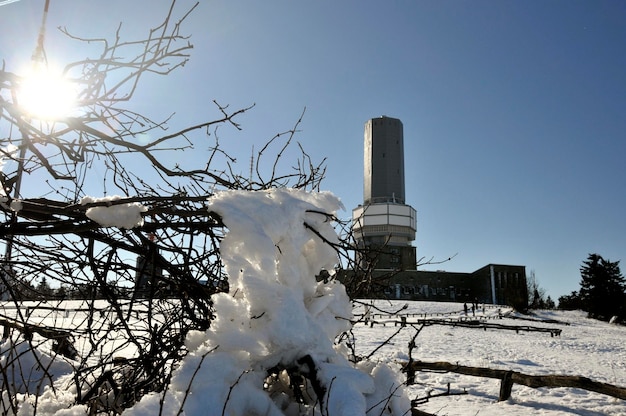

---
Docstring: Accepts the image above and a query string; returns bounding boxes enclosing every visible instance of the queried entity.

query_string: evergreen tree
[36,277,52,299]
[55,285,68,300]
[579,253,626,321]
[558,290,584,310]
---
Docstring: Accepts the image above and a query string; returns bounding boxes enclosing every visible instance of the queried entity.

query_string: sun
[18,67,77,120]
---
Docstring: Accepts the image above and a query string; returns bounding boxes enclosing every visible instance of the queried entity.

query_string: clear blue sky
[1,0,625,300]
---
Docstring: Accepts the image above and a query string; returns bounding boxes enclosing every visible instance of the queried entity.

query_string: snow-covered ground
[353,300,626,416]
[3,300,625,415]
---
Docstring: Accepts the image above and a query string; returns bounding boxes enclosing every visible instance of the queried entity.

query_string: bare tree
[0,2,329,413]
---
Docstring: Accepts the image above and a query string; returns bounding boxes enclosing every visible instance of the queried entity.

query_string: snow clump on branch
[81,195,147,229]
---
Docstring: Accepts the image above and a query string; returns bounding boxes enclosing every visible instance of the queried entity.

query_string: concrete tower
[364,116,405,205]
[352,116,417,270]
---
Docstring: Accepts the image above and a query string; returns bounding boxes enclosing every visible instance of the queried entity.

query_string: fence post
[499,371,514,401]
[2,321,9,340]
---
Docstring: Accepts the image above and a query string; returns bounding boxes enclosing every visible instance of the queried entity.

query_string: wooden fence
[403,360,626,402]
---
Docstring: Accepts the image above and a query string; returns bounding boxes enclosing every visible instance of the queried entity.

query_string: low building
[341,264,528,310]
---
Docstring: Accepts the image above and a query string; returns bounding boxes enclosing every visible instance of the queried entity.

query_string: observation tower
[352,116,417,270]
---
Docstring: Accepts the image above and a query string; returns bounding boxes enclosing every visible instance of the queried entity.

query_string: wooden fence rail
[364,317,563,337]
[1,317,77,359]
[403,360,626,402]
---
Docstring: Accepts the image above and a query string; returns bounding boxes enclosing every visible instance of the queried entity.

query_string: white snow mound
[124,188,410,416]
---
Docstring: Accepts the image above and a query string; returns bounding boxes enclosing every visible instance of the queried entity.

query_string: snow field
[352,300,626,415]
[2,301,625,415]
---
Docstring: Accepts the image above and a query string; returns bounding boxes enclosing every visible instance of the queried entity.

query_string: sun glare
[18,67,77,120]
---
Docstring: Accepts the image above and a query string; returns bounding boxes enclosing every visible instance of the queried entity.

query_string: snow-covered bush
[121,188,409,415]
[1,2,409,413]
[8,188,408,415]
